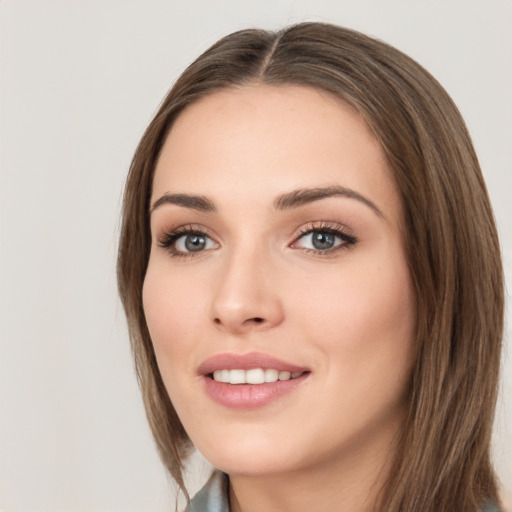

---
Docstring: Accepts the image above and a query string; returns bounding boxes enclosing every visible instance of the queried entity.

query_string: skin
[143,84,417,512]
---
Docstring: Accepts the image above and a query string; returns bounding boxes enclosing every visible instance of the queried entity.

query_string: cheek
[293,249,416,376]
[142,262,206,376]
[143,257,207,330]
[142,264,211,426]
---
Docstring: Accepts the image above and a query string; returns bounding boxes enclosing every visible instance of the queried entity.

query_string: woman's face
[143,85,417,477]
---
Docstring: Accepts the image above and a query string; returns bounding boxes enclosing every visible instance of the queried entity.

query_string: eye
[292,224,356,254]
[158,226,219,257]
[175,233,217,252]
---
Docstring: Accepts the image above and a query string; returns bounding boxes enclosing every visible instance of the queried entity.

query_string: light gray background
[1,1,510,510]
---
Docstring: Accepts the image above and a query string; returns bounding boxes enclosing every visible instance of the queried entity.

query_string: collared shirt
[185,471,229,512]
[185,470,503,512]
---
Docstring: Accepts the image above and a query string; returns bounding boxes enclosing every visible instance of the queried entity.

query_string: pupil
[185,234,206,252]
[312,231,334,250]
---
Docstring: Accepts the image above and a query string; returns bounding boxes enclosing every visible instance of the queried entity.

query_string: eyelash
[157,224,215,260]
[292,222,357,256]
[157,222,357,259]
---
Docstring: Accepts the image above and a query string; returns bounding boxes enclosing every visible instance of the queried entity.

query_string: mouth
[198,352,310,409]
[210,368,306,384]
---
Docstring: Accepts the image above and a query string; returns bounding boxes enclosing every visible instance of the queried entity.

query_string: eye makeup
[155,219,357,260]
[290,221,357,257]
[157,223,219,259]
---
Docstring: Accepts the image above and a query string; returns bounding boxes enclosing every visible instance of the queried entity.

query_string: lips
[198,352,307,375]
[198,352,310,409]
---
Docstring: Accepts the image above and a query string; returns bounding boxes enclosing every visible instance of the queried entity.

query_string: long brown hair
[117,23,504,511]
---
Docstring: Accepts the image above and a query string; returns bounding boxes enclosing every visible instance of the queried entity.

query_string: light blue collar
[185,469,503,512]
[186,470,229,512]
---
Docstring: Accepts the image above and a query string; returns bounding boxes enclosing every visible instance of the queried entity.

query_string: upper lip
[197,352,309,376]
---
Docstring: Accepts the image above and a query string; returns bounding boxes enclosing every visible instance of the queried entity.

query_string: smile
[198,352,310,408]
[212,368,305,384]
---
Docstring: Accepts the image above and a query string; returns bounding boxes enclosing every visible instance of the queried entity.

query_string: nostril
[212,315,268,329]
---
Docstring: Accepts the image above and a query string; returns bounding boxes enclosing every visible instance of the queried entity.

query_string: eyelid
[156,223,220,257]
[154,220,356,259]
[290,221,357,253]
[294,220,354,237]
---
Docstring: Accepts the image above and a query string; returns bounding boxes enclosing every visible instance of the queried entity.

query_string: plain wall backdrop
[1,1,510,510]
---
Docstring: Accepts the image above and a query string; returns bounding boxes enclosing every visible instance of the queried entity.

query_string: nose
[210,247,284,335]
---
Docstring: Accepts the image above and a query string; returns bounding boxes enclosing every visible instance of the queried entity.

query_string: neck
[228,418,402,512]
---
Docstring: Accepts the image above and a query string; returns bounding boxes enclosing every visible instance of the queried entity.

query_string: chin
[205,453,296,478]
[192,430,301,477]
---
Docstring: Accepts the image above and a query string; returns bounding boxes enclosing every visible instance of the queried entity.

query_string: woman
[117,23,504,512]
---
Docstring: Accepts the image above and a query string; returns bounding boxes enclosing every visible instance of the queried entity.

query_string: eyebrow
[151,193,216,213]
[274,186,383,217]
[150,186,382,217]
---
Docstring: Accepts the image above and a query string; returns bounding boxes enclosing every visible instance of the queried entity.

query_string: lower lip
[202,374,308,409]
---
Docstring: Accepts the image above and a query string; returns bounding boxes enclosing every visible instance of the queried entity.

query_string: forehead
[152,84,401,224]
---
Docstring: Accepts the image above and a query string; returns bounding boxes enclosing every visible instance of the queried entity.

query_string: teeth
[212,368,303,384]
[264,368,278,382]
[229,369,245,384]
[245,368,265,384]
[213,369,230,383]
